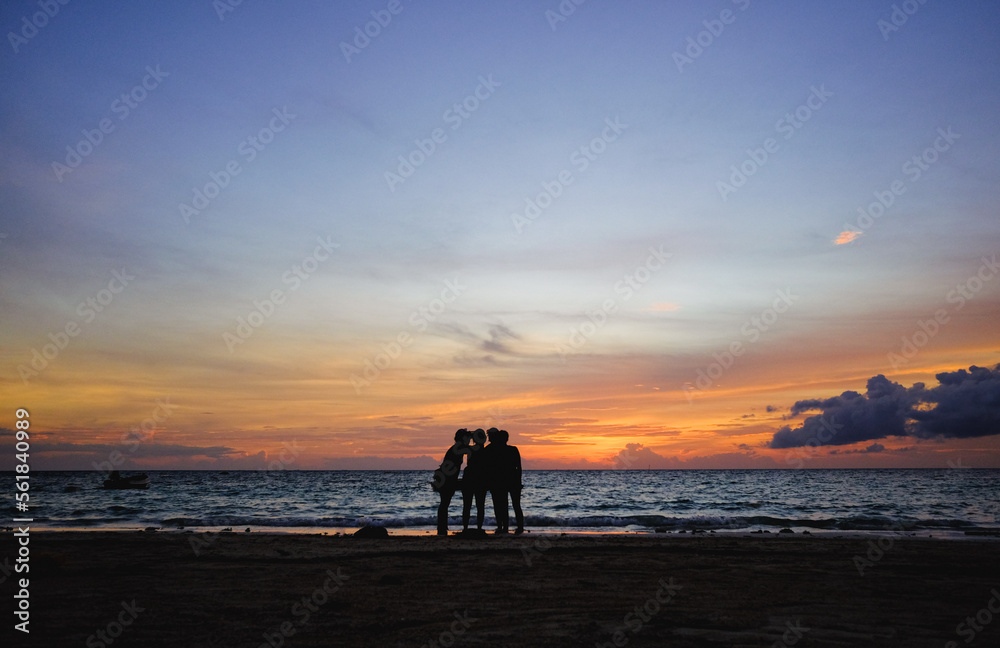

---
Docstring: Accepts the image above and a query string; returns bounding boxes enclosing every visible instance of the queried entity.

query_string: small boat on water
[103,471,149,490]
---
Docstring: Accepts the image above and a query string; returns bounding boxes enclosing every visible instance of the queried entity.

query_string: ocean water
[9,469,999,536]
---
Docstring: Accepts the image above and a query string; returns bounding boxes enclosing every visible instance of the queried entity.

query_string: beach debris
[354,525,389,538]
[244,528,251,533]
[144,527,158,532]
[779,528,794,534]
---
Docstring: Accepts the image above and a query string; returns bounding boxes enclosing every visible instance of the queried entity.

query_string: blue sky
[2,1,999,469]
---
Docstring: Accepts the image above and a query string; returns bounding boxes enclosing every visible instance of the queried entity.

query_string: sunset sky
[2,1,999,471]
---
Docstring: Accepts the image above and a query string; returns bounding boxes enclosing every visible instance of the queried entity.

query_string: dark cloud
[433,321,521,361]
[481,323,519,354]
[768,364,1000,449]
[830,443,886,455]
[323,455,436,470]
[608,443,778,469]
[909,365,1000,439]
[452,353,499,367]
[33,441,244,459]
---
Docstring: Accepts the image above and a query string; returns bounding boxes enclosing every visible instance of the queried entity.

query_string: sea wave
[19,469,998,534]
[38,512,974,531]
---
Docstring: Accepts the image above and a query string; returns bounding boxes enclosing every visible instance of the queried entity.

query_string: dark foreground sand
[9,530,1000,647]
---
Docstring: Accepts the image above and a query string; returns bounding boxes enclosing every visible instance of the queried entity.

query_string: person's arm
[512,447,522,484]
[441,449,462,477]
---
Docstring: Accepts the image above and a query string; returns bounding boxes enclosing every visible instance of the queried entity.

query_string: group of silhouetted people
[434,427,523,536]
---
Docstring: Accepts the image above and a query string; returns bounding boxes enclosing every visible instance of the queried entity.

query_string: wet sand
[13,530,1000,647]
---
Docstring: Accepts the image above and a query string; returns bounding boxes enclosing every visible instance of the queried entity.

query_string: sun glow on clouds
[834,231,863,245]
[644,302,682,312]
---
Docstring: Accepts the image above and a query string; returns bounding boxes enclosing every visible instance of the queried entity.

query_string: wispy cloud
[834,230,863,245]
[643,302,682,312]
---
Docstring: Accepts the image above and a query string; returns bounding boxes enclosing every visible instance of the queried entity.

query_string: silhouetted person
[504,430,525,534]
[484,428,523,534]
[435,429,471,535]
[461,429,488,532]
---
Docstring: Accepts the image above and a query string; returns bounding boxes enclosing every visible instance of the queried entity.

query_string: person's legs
[437,487,455,535]
[461,487,473,531]
[510,487,524,533]
[475,488,486,529]
[491,488,509,532]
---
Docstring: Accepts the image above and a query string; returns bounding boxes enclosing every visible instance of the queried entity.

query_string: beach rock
[354,525,389,538]
[779,528,794,534]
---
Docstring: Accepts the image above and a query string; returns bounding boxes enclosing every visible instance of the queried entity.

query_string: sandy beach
[10,530,999,647]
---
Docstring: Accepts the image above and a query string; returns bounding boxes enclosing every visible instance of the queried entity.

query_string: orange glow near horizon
[4,319,1000,470]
